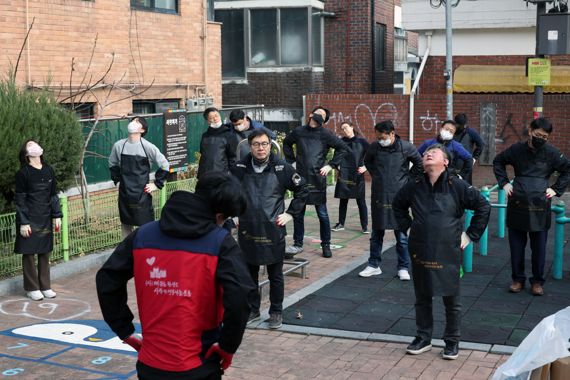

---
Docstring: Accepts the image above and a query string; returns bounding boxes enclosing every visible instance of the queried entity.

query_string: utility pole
[445,0,453,119]
[533,1,547,119]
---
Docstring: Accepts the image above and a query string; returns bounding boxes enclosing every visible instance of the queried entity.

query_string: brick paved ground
[8,187,565,378]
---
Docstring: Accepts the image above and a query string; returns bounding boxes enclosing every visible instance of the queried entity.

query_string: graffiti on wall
[327,103,399,133]
[419,110,443,132]
[496,113,525,145]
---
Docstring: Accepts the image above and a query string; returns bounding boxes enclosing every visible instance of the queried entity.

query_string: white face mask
[234,123,248,132]
[27,143,44,157]
[210,121,223,129]
[127,120,142,134]
[379,138,391,147]
[440,130,453,141]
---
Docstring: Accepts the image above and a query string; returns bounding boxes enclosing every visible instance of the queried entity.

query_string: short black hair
[247,128,271,144]
[529,117,553,134]
[133,116,148,135]
[454,113,468,127]
[229,109,246,123]
[441,120,457,130]
[311,106,330,123]
[374,120,395,133]
[195,172,247,218]
[424,143,450,160]
[203,107,219,120]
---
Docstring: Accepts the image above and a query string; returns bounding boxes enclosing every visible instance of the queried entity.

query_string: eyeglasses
[251,141,270,148]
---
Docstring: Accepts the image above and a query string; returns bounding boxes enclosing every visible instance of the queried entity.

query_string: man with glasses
[283,106,348,258]
[493,117,569,296]
[232,129,308,329]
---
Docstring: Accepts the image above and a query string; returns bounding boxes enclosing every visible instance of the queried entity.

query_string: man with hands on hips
[393,144,490,361]
[231,129,308,329]
[493,117,569,296]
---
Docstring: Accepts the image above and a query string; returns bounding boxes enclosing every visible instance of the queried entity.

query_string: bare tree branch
[14,17,35,79]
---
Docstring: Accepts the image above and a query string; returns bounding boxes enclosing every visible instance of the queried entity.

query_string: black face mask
[311,114,324,127]
[531,136,547,149]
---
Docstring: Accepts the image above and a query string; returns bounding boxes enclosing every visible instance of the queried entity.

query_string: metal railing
[463,184,568,280]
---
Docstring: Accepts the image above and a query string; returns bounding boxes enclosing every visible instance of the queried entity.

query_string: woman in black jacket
[332,122,370,233]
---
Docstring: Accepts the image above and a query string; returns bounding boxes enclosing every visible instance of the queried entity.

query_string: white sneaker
[27,290,44,301]
[41,289,57,298]
[398,269,411,281]
[285,245,303,255]
[359,265,382,277]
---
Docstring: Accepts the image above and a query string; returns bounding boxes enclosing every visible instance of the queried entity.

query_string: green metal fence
[0,178,196,280]
[81,106,264,184]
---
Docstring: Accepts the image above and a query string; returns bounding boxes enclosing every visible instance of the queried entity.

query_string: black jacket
[364,137,423,230]
[96,191,254,377]
[197,124,236,178]
[232,153,308,265]
[283,124,348,205]
[393,170,490,296]
[334,136,369,199]
[493,141,570,231]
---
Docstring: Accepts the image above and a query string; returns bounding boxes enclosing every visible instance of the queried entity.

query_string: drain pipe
[409,32,431,144]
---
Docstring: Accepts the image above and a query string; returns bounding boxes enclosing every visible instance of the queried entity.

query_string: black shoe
[406,337,432,355]
[247,311,261,325]
[322,244,332,258]
[331,223,345,232]
[442,341,459,360]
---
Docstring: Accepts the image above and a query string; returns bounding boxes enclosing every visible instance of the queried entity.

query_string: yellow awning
[453,65,570,93]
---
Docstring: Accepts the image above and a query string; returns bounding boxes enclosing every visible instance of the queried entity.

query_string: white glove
[232,217,239,228]
[20,225,32,238]
[472,158,476,164]
[144,183,158,193]
[320,165,333,176]
[54,218,62,232]
[276,213,293,226]
[357,166,367,174]
[503,183,513,197]
[460,232,471,250]
[546,188,556,199]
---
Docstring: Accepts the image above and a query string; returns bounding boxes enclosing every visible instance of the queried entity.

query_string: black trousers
[415,293,461,344]
[22,253,51,291]
[137,360,221,380]
[337,198,368,229]
[508,228,548,286]
[247,261,284,314]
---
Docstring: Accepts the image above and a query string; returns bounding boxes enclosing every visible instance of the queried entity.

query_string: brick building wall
[306,93,570,187]
[0,0,221,116]
[223,70,324,109]
[324,0,397,94]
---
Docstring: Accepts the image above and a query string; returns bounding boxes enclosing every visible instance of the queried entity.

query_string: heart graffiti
[353,103,398,132]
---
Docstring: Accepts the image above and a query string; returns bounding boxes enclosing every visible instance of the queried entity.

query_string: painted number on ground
[2,368,24,376]
[7,342,28,350]
[91,356,112,365]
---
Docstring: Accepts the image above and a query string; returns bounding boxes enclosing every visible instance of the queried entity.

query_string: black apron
[118,140,154,226]
[238,167,286,266]
[370,141,408,230]
[14,167,55,255]
[507,175,551,231]
[409,192,462,297]
[334,138,366,200]
[296,137,327,206]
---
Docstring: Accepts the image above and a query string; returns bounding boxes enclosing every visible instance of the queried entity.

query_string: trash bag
[492,306,570,380]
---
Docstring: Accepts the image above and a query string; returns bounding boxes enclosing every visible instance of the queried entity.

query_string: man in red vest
[96,172,254,379]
